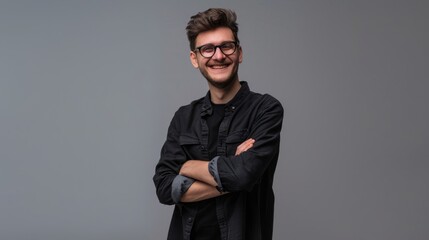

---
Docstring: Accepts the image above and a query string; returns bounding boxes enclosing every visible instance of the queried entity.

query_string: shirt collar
[201,81,250,116]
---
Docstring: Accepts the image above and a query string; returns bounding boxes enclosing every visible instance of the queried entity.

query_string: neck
[209,80,241,104]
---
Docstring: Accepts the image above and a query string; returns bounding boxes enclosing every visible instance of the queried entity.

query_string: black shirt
[153,82,284,240]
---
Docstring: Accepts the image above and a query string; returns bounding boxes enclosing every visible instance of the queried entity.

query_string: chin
[207,75,238,89]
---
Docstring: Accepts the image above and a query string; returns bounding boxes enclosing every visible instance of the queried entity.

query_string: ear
[190,51,199,68]
[238,46,243,63]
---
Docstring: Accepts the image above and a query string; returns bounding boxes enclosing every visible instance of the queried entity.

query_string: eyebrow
[195,40,236,48]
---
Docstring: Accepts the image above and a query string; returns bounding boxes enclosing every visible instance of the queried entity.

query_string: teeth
[211,65,227,69]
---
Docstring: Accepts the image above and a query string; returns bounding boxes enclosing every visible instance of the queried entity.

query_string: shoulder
[170,96,205,122]
[248,91,284,113]
[261,93,283,107]
[175,96,204,114]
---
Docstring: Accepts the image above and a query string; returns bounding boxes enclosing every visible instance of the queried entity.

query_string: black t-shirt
[207,104,225,160]
[190,104,225,240]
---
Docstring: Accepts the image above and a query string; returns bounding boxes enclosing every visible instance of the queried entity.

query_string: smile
[209,64,230,69]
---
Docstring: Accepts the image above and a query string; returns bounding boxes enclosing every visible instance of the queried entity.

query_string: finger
[235,138,255,155]
[235,144,253,156]
[236,139,253,152]
[240,138,255,147]
[242,139,255,150]
[241,140,253,150]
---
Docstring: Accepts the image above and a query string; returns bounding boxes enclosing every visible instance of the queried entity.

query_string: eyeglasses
[194,41,239,58]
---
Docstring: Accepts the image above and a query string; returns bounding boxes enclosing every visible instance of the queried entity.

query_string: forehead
[195,27,235,46]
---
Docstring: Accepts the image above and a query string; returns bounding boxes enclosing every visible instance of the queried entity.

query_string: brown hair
[186,8,239,50]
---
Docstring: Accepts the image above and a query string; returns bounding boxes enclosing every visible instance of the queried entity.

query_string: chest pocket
[179,135,203,159]
[225,129,249,156]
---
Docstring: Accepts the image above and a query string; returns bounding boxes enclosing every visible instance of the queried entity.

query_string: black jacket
[153,82,284,240]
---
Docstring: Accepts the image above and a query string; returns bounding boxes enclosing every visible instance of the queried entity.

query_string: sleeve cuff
[208,156,224,193]
[171,175,195,204]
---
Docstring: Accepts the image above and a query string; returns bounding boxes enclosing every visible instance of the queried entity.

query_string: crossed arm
[179,138,255,202]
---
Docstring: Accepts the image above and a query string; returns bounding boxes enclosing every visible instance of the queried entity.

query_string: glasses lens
[200,45,215,57]
[220,42,236,55]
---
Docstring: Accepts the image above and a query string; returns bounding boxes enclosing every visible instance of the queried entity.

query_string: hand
[235,138,255,156]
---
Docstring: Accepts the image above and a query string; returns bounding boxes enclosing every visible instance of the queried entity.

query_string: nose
[212,46,226,60]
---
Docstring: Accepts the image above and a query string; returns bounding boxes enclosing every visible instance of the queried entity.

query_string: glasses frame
[194,41,239,58]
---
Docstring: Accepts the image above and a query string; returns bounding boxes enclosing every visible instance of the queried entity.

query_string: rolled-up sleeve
[208,156,223,192]
[153,110,187,205]
[171,175,195,204]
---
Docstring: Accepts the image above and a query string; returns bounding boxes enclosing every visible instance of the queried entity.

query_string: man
[153,8,283,240]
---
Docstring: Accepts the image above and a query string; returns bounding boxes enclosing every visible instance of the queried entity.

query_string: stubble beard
[206,72,239,89]
[201,63,240,90]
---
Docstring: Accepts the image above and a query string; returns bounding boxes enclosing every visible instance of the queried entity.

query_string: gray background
[1,0,428,239]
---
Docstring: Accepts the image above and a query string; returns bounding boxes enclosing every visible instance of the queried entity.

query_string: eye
[201,45,215,53]
[221,43,235,50]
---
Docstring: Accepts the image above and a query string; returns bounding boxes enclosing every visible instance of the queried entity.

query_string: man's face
[190,27,243,89]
